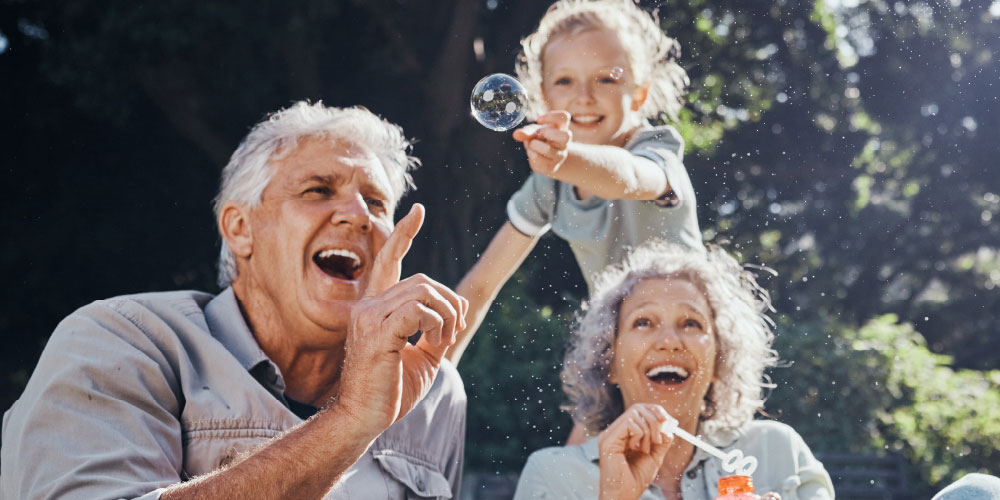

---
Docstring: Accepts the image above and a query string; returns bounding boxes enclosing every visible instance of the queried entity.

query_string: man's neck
[232,280,347,407]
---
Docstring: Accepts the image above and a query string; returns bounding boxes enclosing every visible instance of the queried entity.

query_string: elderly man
[1,101,468,499]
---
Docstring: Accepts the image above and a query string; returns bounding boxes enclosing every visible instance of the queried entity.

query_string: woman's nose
[653,327,683,351]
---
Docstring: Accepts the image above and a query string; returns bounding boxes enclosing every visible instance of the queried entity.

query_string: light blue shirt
[507,125,704,293]
[2,288,466,500]
[513,420,834,500]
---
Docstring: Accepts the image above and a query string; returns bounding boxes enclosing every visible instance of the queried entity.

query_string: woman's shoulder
[515,442,600,499]
[523,442,592,470]
[732,420,812,452]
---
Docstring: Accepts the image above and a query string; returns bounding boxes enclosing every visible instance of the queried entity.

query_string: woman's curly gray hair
[561,241,778,437]
[515,0,689,123]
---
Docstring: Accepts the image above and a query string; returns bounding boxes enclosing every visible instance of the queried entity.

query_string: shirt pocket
[373,448,453,500]
[181,420,284,477]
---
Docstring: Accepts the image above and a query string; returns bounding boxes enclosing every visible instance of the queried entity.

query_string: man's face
[240,136,395,337]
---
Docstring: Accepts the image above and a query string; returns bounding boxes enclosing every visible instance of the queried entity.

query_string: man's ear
[630,82,651,111]
[219,202,253,259]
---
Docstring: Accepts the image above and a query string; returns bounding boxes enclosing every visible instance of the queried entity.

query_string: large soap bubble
[470,73,528,131]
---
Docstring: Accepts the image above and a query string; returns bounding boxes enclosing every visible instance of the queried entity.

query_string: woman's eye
[633,317,651,328]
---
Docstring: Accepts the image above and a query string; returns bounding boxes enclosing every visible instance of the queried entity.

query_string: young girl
[449,0,702,366]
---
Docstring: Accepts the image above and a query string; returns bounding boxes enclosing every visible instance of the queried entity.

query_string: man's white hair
[213,101,419,287]
[515,0,689,124]
[562,241,779,437]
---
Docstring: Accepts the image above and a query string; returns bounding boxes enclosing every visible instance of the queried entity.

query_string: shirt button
[687,470,698,479]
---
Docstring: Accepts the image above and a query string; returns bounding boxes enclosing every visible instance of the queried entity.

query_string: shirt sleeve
[512,452,558,500]
[780,428,836,500]
[628,126,693,208]
[507,173,558,237]
[1,300,184,500]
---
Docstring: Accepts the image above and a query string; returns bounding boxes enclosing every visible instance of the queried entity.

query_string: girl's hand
[513,111,571,177]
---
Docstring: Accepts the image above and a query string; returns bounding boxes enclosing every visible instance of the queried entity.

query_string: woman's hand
[597,403,677,500]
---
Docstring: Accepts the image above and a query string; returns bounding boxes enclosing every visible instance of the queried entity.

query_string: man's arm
[162,406,376,499]
[446,222,539,365]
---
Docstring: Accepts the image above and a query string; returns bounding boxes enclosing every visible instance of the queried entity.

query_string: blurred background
[1,0,998,498]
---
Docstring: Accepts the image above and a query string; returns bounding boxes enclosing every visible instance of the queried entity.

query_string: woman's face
[609,277,718,427]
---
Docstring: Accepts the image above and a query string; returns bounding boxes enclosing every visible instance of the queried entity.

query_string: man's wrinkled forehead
[274,135,396,195]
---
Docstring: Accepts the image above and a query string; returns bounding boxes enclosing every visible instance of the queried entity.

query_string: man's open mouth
[645,365,691,385]
[313,249,362,281]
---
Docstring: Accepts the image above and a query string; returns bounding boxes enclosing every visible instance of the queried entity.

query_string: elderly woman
[513,242,835,500]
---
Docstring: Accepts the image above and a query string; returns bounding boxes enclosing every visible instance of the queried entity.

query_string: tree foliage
[1,0,998,495]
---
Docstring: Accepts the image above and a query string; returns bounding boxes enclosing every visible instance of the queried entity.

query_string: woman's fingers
[635,405,664,446]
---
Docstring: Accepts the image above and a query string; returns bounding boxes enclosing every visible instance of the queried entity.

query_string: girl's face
[541,27,648,147]
[609,277,718,428]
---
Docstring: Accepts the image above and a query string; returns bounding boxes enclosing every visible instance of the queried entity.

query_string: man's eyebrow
[297,174,338,185]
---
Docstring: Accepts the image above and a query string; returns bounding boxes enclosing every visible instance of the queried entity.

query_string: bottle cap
[719,474,754,494]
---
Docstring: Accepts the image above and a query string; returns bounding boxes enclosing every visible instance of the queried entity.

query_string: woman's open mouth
[645,365,691,385]
[313,249,362,281]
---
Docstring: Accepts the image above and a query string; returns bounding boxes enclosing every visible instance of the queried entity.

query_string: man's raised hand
[338,203,468,435]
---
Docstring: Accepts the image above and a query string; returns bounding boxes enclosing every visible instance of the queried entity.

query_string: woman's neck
[653,423,700,499]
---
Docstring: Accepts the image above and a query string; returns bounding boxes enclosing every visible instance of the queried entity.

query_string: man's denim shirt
[1,288,466,499]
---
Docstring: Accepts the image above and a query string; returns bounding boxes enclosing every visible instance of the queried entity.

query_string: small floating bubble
[610,66,625,80]
[470,73,528,131]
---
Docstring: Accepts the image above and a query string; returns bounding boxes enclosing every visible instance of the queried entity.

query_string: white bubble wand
[661,420,758,476]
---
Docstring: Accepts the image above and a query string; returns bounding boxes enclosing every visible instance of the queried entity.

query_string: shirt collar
[204,288,286,395]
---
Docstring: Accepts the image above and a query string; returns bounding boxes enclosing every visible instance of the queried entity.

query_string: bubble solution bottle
[715,475,760,500]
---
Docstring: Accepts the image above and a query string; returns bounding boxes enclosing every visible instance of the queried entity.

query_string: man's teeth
[317,249,360,267]
[645,365,690,378]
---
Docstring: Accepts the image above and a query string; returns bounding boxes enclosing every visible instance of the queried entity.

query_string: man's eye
[304,186,331,196]
[633,317,651,328]
[366,198,386,209]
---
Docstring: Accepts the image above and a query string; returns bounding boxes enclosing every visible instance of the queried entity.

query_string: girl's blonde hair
[515,0,689,123]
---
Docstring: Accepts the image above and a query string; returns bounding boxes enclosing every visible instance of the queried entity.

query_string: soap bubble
[470,73,527,131]
[609,66,625,80]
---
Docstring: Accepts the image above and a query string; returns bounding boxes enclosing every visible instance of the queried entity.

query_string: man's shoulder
[54,289,216,350]
[426,359,467,409]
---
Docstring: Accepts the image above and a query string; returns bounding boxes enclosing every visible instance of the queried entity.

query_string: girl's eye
[633,317,652,328]
[683,318,703,330]
[554,77,571,86]
[598,76,617,84]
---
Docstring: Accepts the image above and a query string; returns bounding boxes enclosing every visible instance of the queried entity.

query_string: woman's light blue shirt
[513,420,834,500]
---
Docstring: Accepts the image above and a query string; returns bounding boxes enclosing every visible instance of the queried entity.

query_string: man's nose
[331,194,372,232]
